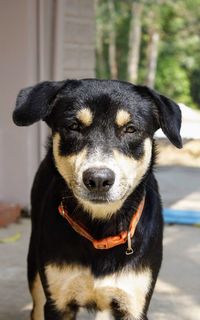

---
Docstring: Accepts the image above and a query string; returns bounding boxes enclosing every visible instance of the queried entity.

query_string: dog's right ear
[13,80,67,126]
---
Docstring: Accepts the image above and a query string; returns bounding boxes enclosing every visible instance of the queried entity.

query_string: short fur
[13,79,182,320]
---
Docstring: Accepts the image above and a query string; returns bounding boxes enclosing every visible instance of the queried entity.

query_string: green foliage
[115,1,131,80]
[95,0,200,108]
[95,0,132,80]
[155,56,193,105]
[190,69,200,107]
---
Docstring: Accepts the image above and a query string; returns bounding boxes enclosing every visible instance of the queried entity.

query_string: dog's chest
[45,263,152,319]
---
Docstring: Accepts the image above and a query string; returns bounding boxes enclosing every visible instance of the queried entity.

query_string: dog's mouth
[73,187,129,206]
[74,191,112,204]
[84,196,111,204]
[89,199,108,204]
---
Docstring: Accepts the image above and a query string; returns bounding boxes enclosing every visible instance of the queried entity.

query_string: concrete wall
[54,0,95,79]
[0,0,95,207]
[0,0,39,207]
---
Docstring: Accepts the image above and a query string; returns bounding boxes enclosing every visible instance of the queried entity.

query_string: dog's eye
[124,124,136,134]
[68,122,80,131]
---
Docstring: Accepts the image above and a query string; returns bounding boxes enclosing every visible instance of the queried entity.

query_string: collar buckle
[125,231,134,255]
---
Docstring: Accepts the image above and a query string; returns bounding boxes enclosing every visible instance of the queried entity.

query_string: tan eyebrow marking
[115,110,131,127]
[76,108,93,126]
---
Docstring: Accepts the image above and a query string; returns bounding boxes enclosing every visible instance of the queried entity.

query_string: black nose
[83,168,115,192]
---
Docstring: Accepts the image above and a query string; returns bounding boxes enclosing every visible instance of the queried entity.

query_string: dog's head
[13,79,182,219]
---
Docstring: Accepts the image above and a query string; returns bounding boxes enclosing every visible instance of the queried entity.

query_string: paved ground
[0,166,200,320]
[156,166,200,211]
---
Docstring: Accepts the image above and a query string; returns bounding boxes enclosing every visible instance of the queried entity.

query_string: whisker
[62,195,76,200]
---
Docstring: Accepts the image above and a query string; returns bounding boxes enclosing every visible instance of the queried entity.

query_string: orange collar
[58,196,145,254]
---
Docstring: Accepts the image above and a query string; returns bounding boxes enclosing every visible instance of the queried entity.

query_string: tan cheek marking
[53,133,87,187]
[115,109,131,127]
[113,138,152,191]
[134,138,152,185]
[45,264,151,319]
[113,149,136,180]
[31,273,46,320]
[76,108,93,126]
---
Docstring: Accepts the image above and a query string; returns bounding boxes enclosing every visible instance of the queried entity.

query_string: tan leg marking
[45,265,94,311]
[45,264,152,319]
[31,273,46,320]
[94,269,152,319]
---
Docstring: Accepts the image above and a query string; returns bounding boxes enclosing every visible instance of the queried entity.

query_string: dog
[13,79,182,320]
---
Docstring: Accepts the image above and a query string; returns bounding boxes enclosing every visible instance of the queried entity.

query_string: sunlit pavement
[0,166,200,320]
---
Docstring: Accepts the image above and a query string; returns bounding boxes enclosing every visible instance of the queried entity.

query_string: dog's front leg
[44,300,78,320]
[113,315,148,320]
[44,301,63,320]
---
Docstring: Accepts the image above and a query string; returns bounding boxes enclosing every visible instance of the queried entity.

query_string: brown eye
[124,124,136,133]
[68,122,80,131]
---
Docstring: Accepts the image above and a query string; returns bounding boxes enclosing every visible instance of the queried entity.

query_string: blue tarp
[163,208,200,225]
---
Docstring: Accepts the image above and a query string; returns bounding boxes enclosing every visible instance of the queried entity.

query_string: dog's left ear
[138,86,182,149]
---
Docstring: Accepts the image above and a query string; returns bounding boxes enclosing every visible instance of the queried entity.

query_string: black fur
[13,79,182,320]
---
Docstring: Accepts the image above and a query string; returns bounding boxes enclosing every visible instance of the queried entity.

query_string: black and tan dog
[13,79,182,320]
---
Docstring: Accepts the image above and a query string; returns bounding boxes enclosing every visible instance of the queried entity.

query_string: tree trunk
[96,21,107,78]
[95,0,107,78]
[145,30,160,88]
[108,0,118,79]
[128,1,143,84]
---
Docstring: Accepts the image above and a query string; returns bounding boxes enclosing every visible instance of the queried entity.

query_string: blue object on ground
[163,208,200,225]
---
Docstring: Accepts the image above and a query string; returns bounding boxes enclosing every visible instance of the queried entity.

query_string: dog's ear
[138,86,182,149]
[13,80,67,126]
